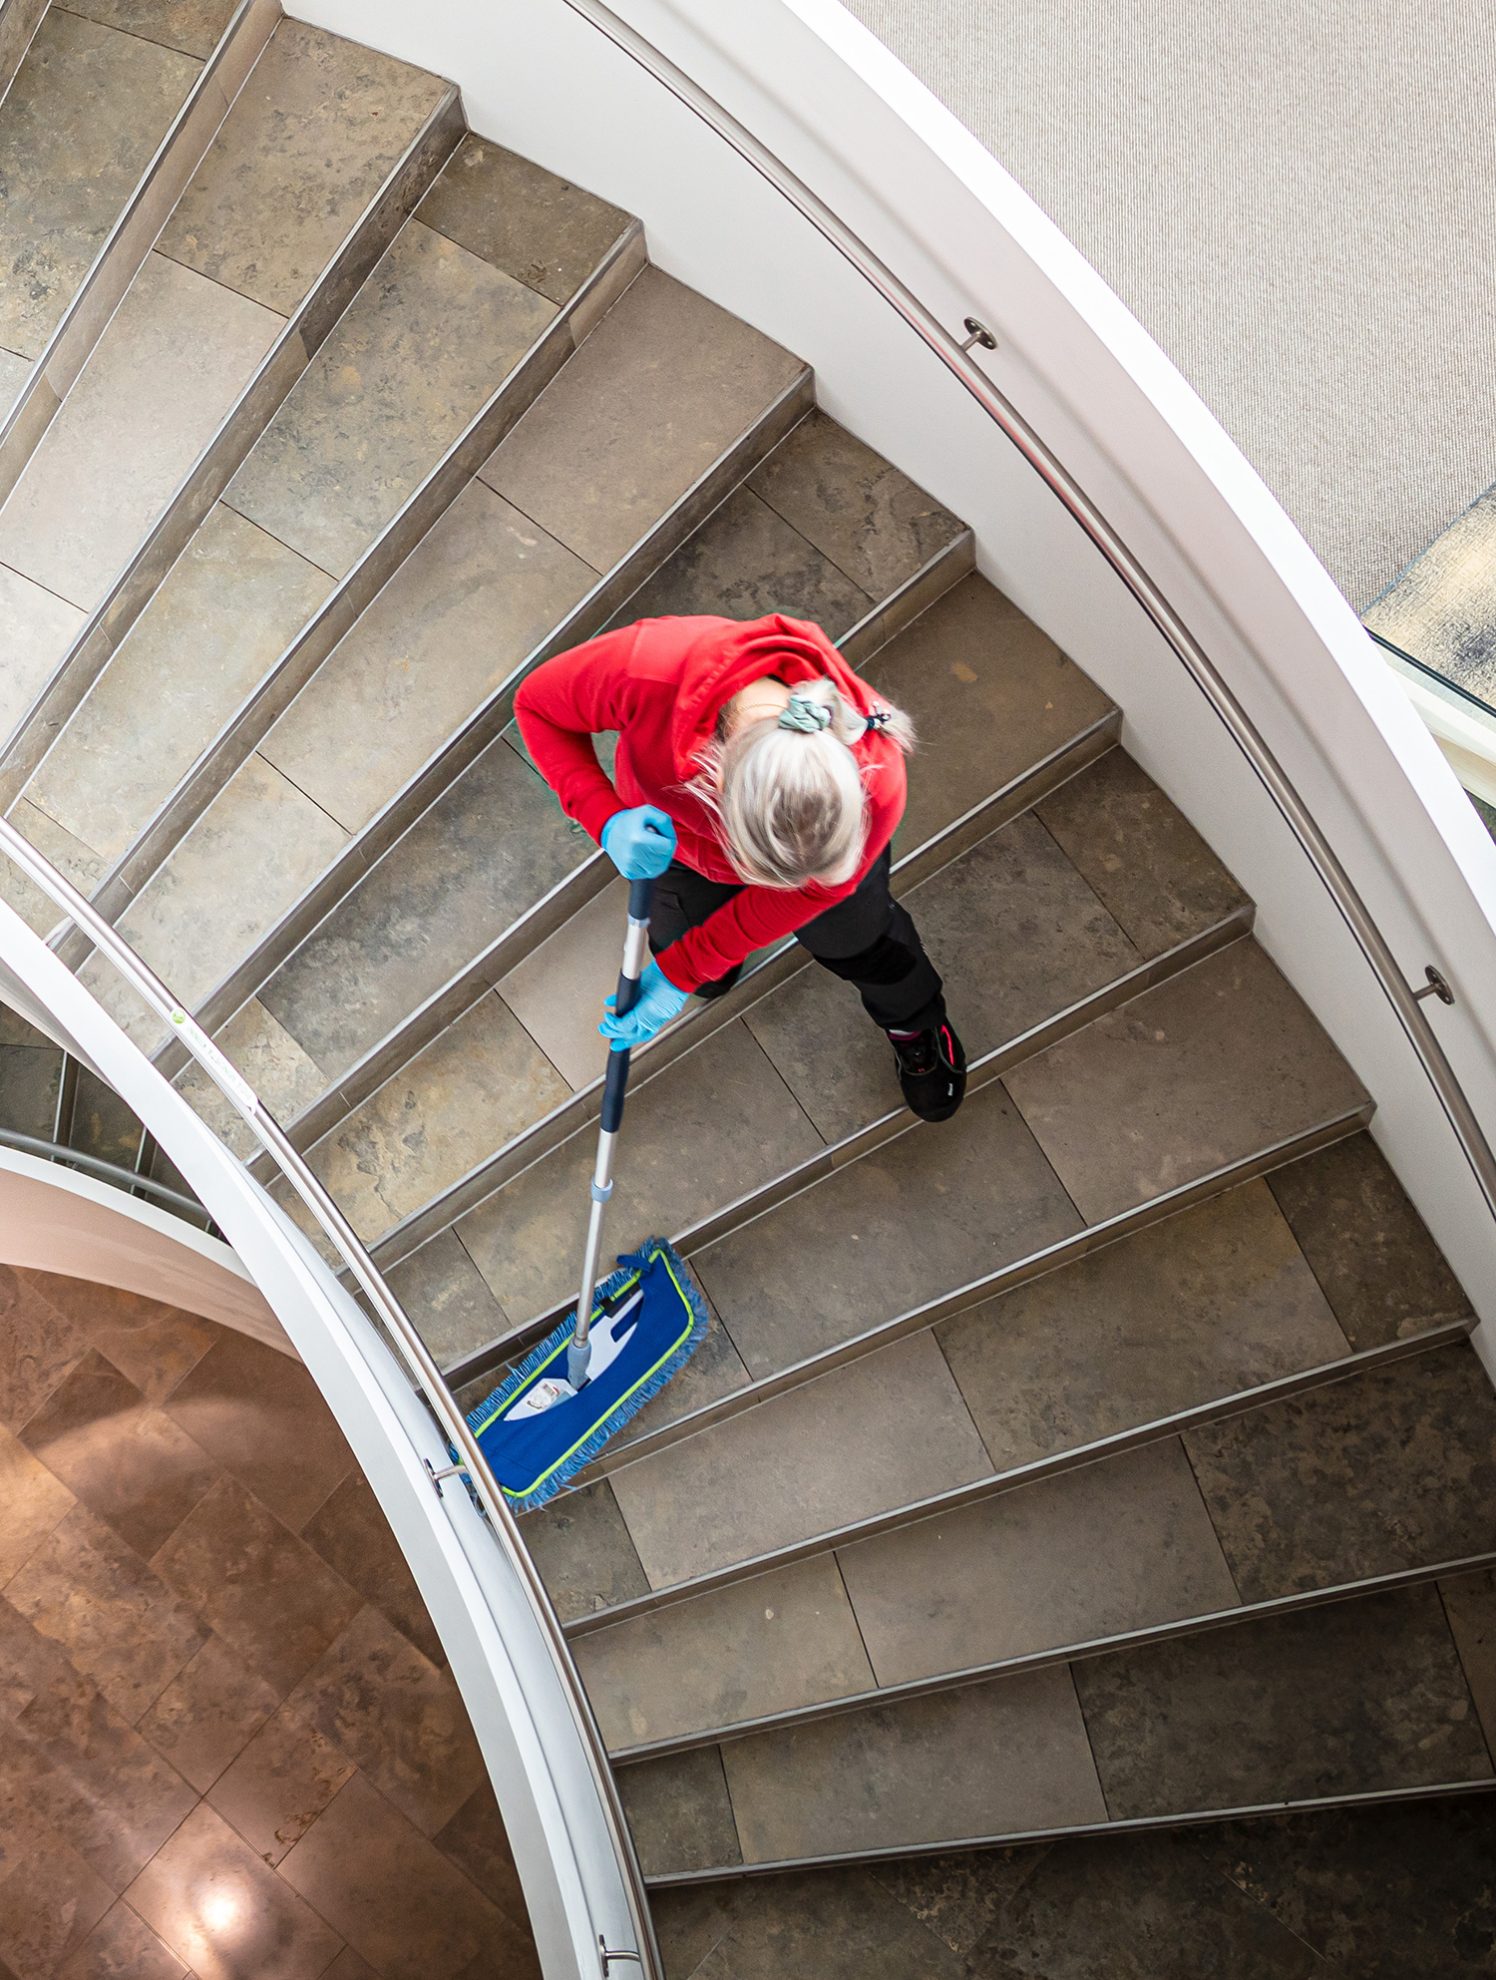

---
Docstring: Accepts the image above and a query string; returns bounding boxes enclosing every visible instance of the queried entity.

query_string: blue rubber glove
[600,962,689,1052]
[600,805,676,880]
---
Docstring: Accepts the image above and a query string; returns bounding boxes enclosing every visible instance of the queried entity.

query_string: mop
[466,877,709,1512]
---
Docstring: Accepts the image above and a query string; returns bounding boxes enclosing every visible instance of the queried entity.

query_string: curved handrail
[0,814,658,1980]
[0,1125,212,1222]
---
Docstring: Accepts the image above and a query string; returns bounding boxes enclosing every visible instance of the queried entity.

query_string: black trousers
[649,849,945,1032]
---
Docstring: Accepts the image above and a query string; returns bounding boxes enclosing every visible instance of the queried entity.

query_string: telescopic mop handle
[567,875,654,1387]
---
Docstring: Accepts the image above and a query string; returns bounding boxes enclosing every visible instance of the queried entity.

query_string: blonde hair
[690,677,915,889]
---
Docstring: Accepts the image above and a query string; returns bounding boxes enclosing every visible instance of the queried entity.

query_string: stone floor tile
[0,1268,88,1433]
[606,1332,992,1587]
[0,1040,62,1138]
[1075,1584,1492,1817]
[746,811,1140,1142]
[617,484,872,631]
[0,10,197,361]
[226,219,556,577]
[55,1897,190,1979]
[498,871,627,1091]
[301,1470,443,1665]
[30,504,335,866]
[1184,1343,1496,1600]
[1266,1132,1472,1349]
[863,574,1113,856]
[0,344,28,408]
[7,1504,208,1721]
[0,1421,74,1584]
[521,1478,649,1624]
[19,1350,216,1560]
[458,1020,823,1324]
[137,1633,280,1795]
[259,479,593,836]
[175,998,327,1160]
[1035,747,1249,959]
[150,1477,362,1697]
[1366,484,1496,701]
[286,1603,484,1836]
[672,1866,972,1980]
[618,1744,742,1878]
[1439,1566,1496,1754]
[722,1666,1106,1865]
[308,991,569,1243]
[66,1065,145,1170]
[127,1801,344,1980]
[481,265,804,573]
[0,1826,115,1978]
[278,1772,510,1980]
[870,1847,1050,1961]
[262,735,583,1081]
[431,1778,528,1930]
[693,1073,1081,1379]
[164,1330,353,1532]
[207,1698,353,1865]
[63,0,237,58]
[416,133,632,302]
[576,1553,875,1748]
[0,565,86,748]
[159,19,447,315]
[1005,942,1367,1223]
[747,407,964,598]
[840,1437,1239,1686]
[385,1232,511,1366]
[6,797,104,934]
[28,1271,217,1406]
[0,252,283,613]
[935,1179,1350,1472]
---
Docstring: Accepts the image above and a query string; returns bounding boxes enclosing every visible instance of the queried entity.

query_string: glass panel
[1368,628,1496,843]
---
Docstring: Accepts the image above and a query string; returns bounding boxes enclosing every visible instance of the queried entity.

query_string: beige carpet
[840,0,1496,608]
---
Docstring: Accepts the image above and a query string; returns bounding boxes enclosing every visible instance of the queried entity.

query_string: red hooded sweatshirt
[514,614,907,993]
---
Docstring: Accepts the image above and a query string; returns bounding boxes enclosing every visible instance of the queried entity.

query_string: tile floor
[0,1264,535,1980]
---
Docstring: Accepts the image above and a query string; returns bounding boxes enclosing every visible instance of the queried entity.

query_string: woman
[514,611,966,1122]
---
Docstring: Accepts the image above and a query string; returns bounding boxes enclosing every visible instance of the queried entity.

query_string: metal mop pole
[566,876,655,1389]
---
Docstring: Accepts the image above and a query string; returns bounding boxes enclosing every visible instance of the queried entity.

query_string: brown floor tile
[164,1332,353,1532]
[0,1828,114,1978]
[323,1951,381,1980]
[55,1899,188,1980]
[1437,1565,1496,1755]
[138,1634,280,1796]
[432,1780,527,1928]
[0,1420,74,1584]
[659,1866,971,1980]
[23,1273,218,1407]
[7,1505,208,1723]
[151,1477,362,1698]
[0,1595,80,1723]
[286,1605,485,1836]
[127,1802,344,1980]
[0,1269,87,1432]
[208,1701,353,1866]
[617,1745,742,1878]
[301,1470,444,1665]
[279,1773,509,1980]
[20,1350,218,1560]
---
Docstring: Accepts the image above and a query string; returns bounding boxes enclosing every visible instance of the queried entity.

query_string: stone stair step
[0,0,47,104]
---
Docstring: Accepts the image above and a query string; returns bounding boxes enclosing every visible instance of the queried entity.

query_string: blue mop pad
[466,1237,708,1512]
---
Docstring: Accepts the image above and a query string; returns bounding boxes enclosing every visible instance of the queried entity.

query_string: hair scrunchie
[777,689,833,734]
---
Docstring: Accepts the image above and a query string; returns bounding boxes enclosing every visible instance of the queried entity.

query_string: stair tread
[63,0,238,60]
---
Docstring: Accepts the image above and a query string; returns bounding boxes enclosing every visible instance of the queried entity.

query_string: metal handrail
[0,814,658,1980]
[554,0,1496,1234]
[0,1125,214,1223]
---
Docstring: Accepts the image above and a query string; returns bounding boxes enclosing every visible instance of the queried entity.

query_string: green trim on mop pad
[467,1238,708,1511]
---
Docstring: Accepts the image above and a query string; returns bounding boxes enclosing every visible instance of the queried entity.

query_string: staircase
[1,12,1493,1975]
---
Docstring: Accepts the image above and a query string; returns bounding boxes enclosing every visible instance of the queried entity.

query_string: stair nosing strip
[562,1315,1475,1643]
[0,0,48,107]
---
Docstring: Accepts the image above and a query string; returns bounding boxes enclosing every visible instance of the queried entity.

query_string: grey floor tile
[498,874,627,1093]
[258,479,594,835]
[0,252,283,612]
[1004,942,1367,1223]
[1075,1583,1492,1817]
[457,1020,823,1325]
[720,1666,1106,1864]
[226,219,556,578]
[693,1075,1081,1379]
[29,504,335,865]
[1266,1133,1472,1349]
[174,997,326,1160]
[61,0,238,58]
[520,1477,648,1625]
[0,11,198,361]
[617,484,871,632]
[480,265,804,573]
[385,1232,510,1367]
[839,1437,1239,1686]
[260,734,584,1081]
[1440,1565,1496,1753]
[936,1179,1350,1473]
[67,1066,142,1169]
[619,1744,741,1878]
[0,345,31,412]
[606,1332,993,1588]
[659,1866,972,1980]
[747,406,963,598]
[870,1849,1050,1963]
[1183,1344,1496,1600]
[746,811,1140,1143]
[575,1554,874,1748]
[1365,484,1496,703]
[307,991,569,1244]
[1035,747,1249,959]
[0,1042,62,1138]
[0,566,86,745]
[158,19,447,315]
[415,133,632,303]
[863,574,1113,855]
[8,797,103,934]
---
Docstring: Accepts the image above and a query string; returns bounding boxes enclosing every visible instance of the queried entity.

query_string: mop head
[466,1238,708,1512]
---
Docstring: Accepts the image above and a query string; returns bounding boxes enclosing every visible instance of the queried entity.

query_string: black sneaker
[888,1017,967,1122]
